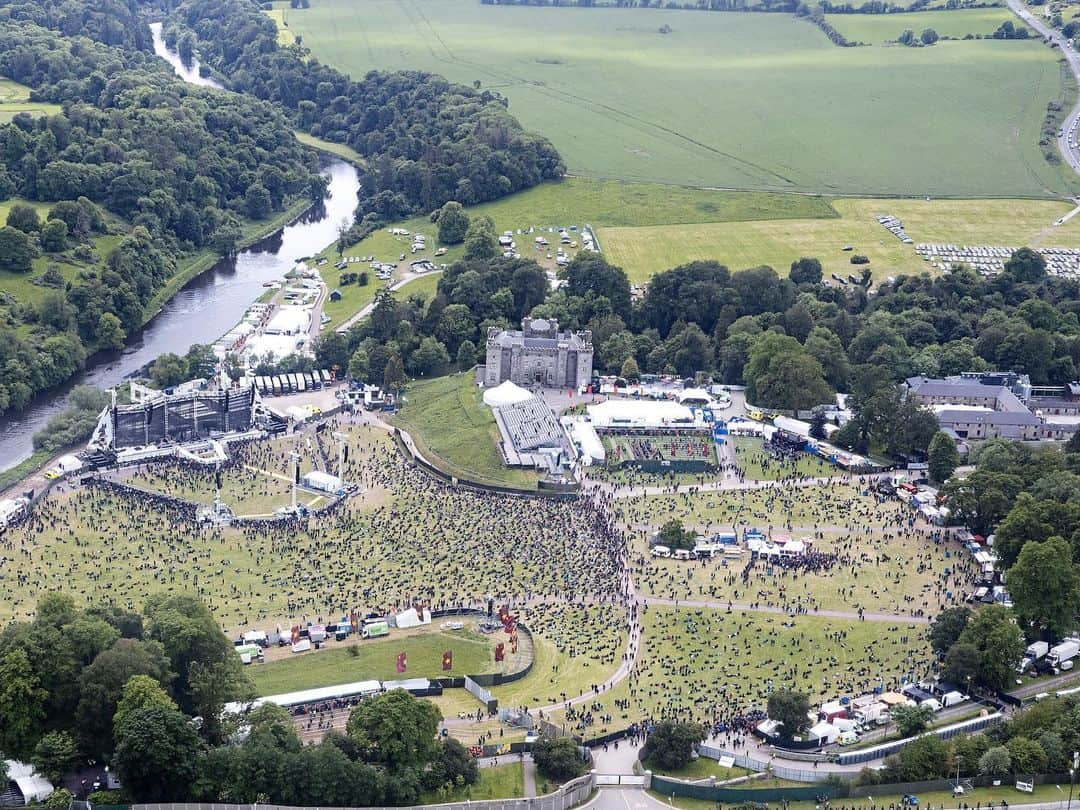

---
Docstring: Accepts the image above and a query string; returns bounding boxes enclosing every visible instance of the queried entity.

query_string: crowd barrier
[131,772,595,810]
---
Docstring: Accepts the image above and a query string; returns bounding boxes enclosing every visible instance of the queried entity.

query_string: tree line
[161,0,564,225]
[0,592,486,807]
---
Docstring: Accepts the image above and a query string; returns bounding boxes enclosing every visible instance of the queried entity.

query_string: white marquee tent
[483,380,533,408]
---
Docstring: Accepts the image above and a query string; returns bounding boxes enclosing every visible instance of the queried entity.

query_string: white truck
[1047,640,1080,672]
[1018,641,1049,673]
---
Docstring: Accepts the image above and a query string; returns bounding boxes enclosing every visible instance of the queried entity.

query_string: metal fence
[836,713,1003,766]
[132,773,595,810]
[652,774,844,803]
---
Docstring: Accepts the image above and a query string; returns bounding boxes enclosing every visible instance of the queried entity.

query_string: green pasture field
[264,6,297,46]
[391,372,542,489]
[293,129,365,166]
[546,606,931,733]
[249,627,495,694]
[287,0,1073,197]
[0,77,62,123]
[600,197,1080,283]
[825,7,1016,41]
[620,480,974,614]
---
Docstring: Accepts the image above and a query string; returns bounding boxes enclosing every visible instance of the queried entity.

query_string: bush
[532,737,586,781]
[850,254,870,265]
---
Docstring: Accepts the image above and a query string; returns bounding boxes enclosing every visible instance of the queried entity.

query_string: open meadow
[0,77,62,123]
[824,7,1016,41]
[284,0,1073,197]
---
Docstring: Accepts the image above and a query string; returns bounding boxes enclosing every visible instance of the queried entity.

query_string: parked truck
[1047,640,1080,671]
[1018,641,1050,673]
[361,620,389,639]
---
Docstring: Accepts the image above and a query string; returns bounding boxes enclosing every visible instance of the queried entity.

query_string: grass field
[0,77,62,123]
[391,373,542,489]
[600,197,1080,283]
[732,437,840,481]
[287,0,1073,197]
[293,130,365,166]
[547,606,931,734]
[621,480,975,613]
[264,5,298,46]
[249,627,495,694]
[422,763,525,802]
[825,7,1016,41]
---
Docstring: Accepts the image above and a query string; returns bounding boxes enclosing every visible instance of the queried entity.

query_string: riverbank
[141,195,316,326]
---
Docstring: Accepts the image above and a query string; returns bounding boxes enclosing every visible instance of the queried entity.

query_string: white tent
[396,607,432,628]
[587,399,702,428]
[808,721,839,745]
[5,761,53,805]
[302,470,343,493]
[483,380,533,408]
[678,388,713,406]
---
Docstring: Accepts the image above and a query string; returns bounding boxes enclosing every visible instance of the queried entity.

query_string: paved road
[1005,0,1080,179]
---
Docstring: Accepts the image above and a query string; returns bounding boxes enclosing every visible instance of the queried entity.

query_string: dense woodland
[0,1,325,415]
[0,593,478,807]
[162,0,564,221]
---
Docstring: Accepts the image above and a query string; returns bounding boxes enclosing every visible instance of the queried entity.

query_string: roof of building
[936,409,1042,427]
[490,330,590,350]
[907,378,1005,399]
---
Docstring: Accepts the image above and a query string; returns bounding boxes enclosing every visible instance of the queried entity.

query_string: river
[0,25,361,474]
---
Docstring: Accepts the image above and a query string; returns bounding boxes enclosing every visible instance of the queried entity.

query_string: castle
[484,318,593,390]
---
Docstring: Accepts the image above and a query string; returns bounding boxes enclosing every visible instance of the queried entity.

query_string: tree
[930,606,970,655]
[955,604,1025,691]
[409,337,450,376]
[347,347,369,381]
[0,225,35,272]
[939,470,1024,536]
[114,675,177,734]
[346,689,441,770]
[532,736,586,781]
[456,339,477,369]
[889,734,950,780]
[1009,536,1080,638]
[150,353,190,388]
[920,27,939,44]
[32,731,79,784]
[767,689,810,741]
[426,737,478,792]
[564,253,632,320]
[113,706,202,802]
[6,202,40,233]
[789,257,823,285]
[244,183,272,220]
[437,201,469,245]
[753,351,833,411]
[621,356,641,382]
[96,313,126,351]
[1004,247,1046,284]
[0,649,47,759]
[978,746,1012,776]
[927,431,960,483]
[314,331,350,372]
[898,28,915,44]
[658,519,694,551]
[890,703,933,737]
[462,215,498,260]
[642,721,704,770]
[383,352,406,394]
[1006,735,1048,775]
[40,219,67,252]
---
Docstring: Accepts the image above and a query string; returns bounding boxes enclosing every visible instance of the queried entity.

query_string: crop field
[546,606,932,734]
[0,77,62,123]
[286,0,1072,197]
[825,7,1016,41]
[600,197,1080,282]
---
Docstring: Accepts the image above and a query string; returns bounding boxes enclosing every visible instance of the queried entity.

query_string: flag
[442,650,453,671]
[343,445,349,463]
[350,612,359,633]
[291,625,300,644]
[495,642,505,662]
[396,651,407,673]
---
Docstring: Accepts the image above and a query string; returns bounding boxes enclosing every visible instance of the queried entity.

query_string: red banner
[350,612,359,633]
[396,651,407,673]
[442,650,453,671]
[495,642,505,662]
[291,625,300,644]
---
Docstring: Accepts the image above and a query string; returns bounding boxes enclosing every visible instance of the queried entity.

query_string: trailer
[1019,641,1049,673]
[1047,640,1080,670]
[361,620,389,639]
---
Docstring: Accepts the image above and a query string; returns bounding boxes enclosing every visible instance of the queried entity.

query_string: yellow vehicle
[43,471,60,480]
[747,409,765,422]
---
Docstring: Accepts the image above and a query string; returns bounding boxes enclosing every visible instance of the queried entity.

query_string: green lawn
[0,77,62,123]
[391,373,542,489]
[825,7,1016,41]
[288,0,1073,197]
[600,197,1080,282]
[422,763,525,802]
[264,5,298,46]
[249,629,495,694]
[643,756,750,781]
[733,437,842,481]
